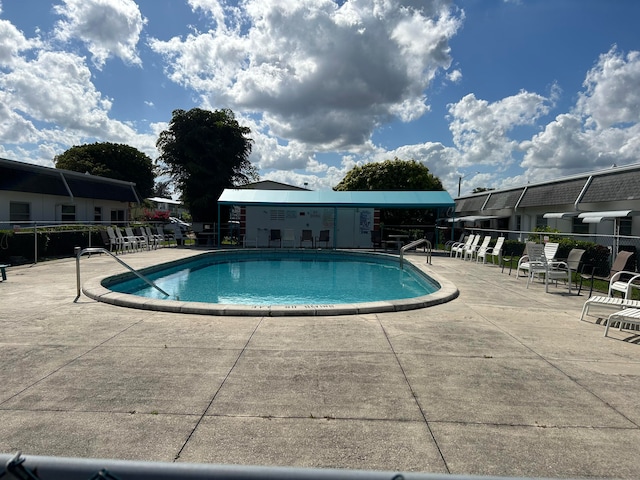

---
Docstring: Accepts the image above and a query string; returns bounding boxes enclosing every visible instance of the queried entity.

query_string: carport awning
[447,215,503,223]
[543,212,579,219]
[218,189,455,209]
[578,210,637,223]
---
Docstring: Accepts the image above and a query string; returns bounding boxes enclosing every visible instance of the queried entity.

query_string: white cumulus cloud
[518,47,640,182]
[53,0,146,68]
[150,0,463,150]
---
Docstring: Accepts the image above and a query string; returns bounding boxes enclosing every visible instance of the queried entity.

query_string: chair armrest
[580,264,596,278]
[548,260,568,270]
[610,270,639,283]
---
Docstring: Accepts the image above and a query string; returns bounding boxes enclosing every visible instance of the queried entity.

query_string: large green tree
[156,108,257,222]
[54,142,155,199]
[334,157,443,191]
[334,158,444,225]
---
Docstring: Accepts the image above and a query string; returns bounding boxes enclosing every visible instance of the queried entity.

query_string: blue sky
[1,0,639,198]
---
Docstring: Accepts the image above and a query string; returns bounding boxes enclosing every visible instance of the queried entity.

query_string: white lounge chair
[580,295,640,322]
[605,308,640,337]
[468,235,491,261]
[461,234,481,260]
[445,233,465,253]
[478,236,504,265]
[450,234,473,258]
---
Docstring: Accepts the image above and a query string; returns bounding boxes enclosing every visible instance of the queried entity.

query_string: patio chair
[608,270,640,299]
[300,229,314,248]
[445,233,465,252]
[282,229,295,248]
[523,243,547,288]
[242,230,258,248]
[145,226,162,249]
[317,230,330,248]
[157,226,176,247]
[460,234,481,260]
[371,230,383,250]
[168,224,185,246]
[479,236,504,265]
[451,234,475,258]
[517,242,559,278]
[101,228,118,253]
[126,226,147,251]
[134,226,152,250]
[578,250,635,297]
[544,248,585,294]
[466,235,491,261]
[269,229,282,247]
[113,227,133,253]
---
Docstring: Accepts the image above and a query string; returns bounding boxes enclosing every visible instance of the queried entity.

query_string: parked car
[169,217,191,233]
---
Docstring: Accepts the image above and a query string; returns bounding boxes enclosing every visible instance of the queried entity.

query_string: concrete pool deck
[1,247,640,478]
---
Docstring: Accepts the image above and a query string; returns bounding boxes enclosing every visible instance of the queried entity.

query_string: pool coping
[82,249,459,316]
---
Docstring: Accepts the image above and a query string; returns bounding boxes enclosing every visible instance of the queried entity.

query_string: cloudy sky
[1,0,639,197]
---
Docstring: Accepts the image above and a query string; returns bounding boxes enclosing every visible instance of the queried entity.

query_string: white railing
[400,238,432,267]
[74,247,169,301]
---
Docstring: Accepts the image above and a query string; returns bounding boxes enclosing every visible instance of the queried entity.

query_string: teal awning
[218,189,455,209]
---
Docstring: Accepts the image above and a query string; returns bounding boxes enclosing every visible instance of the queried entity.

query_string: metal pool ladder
[400,238,432,267]
[74,247,169,301]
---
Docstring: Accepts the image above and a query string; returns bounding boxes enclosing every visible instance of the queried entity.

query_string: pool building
[217,189,455,249]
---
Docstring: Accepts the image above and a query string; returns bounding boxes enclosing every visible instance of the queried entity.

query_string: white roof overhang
[543,212,579,219]
[578,210,636,223]
[447,215,502,223]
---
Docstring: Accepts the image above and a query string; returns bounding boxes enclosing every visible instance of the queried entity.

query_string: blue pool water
[106,251,440,306]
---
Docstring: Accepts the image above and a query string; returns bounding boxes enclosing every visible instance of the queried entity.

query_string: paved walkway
[1,248,640,478]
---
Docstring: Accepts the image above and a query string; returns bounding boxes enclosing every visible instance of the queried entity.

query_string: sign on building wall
[359,210,372,234]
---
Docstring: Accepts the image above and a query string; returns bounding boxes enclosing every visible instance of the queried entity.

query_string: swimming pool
[84,250,459,316]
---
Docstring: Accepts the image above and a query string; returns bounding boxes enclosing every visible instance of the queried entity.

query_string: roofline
[456,162,640,201]
[218,189,455,209]
[0,157,138,188]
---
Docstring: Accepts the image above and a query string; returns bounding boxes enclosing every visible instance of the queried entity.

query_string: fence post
[34,222,38,264]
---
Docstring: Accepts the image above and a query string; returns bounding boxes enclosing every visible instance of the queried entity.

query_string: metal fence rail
[0,452,555,480]
[456,227,640,273]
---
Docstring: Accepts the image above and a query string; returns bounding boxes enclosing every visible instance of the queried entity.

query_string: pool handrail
[74,247,170,301]
[400,238,432,266]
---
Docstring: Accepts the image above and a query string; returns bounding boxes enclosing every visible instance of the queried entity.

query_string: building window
[619,217,632,236]
[535,215,547,229]
[94,207,102,222]
[10,202,30,222]
[61,205,76,222]
[515,215,522,232]
[572,217,589,235]
[111,209,125,223]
